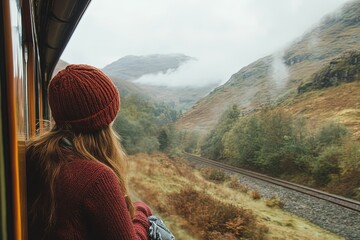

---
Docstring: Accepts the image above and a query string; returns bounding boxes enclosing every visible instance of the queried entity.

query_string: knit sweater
[27,156,151,240]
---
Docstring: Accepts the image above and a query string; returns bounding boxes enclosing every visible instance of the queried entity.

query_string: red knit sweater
[27,157,151,240]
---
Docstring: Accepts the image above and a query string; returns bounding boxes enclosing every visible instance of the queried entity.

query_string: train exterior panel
[1,0,91,239]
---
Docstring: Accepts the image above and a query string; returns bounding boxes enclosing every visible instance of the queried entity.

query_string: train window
[10,0,28,139]
[2,0,30,239]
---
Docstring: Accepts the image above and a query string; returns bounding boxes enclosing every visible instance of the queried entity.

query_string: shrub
[158,129,169,151]
[251,191,261,200]
[341,141,360,173]
[168,147,183,159]
[168,186,266,240]
[312,146,341,186]
[316,121,348,146]
[200,167,228,183]
[323,169,360,200]
[226,176,249,193]
[265,196,284,208]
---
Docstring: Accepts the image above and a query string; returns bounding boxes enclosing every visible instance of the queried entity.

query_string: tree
[201,105,240,159]
[312,146,341,186]
[223,115,262,168]
[158,129,169,151]
[113,94,180,154]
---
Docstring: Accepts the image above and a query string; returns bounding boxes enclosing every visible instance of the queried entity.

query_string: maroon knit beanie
[48,64,120,132]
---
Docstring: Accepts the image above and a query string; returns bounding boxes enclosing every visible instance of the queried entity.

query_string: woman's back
[26,64,152,239]
[27,155,151,240]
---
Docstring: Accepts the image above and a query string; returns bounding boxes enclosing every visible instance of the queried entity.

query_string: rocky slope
[298,50,360,92]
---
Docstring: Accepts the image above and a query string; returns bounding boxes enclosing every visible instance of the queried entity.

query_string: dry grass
[127,152,343,240]
[280,82,360,140]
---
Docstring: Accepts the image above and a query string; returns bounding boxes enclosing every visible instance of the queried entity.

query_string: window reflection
[10,0,28,140]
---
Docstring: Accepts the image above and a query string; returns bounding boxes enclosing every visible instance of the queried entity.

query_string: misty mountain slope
[140,83,218,110]
[177,0,360,134]
[102,53,218,111]
[109,76,147,97]
[102,53,195,81]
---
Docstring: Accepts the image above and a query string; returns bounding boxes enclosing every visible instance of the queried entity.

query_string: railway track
[184,152,360,213]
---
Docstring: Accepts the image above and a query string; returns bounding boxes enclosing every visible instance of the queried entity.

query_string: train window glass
[7,0,30,239]
[10,0,28,139]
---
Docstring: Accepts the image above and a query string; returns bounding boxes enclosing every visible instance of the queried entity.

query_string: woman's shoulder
[60,158,116,193]
[65,157,113,177]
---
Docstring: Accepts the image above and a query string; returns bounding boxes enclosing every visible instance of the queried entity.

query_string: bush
[341,141,360,173]
[168,147,183,159]
[222,109,312,175]
[312,146,341,186]
[323,170,360,200]
[226,176,249,193]
[251,191,261,200]
[265,196,284,208]
[200,167,228,182]
[316,121,348,146]
[168,187,267,240]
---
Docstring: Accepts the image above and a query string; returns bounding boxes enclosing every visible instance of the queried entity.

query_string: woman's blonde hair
[27,124,134,233]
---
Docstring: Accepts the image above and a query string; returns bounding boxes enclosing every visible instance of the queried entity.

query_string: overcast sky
[61,0,350,87]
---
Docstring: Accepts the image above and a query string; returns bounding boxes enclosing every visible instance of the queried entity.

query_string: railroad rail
[184,152,360,213]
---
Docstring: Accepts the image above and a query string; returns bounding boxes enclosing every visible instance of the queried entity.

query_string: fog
[134,57,230,87]
[271,52,290,90]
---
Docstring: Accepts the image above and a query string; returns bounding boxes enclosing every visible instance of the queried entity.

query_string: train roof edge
[33,0,91,85]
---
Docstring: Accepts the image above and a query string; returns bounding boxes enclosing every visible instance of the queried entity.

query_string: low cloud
[134,58,228,87]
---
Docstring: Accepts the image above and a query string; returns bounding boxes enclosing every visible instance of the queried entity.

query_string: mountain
[140,83,218,110]
[110,76,146,97]
[177,0,360,136]
[102,53,218,111]
[102,53,195,81]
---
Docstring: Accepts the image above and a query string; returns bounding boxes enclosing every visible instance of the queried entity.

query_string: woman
[26,64,152,239]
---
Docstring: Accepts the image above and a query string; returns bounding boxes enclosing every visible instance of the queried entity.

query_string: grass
[280,81,360,140]
[127,152,343,240]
